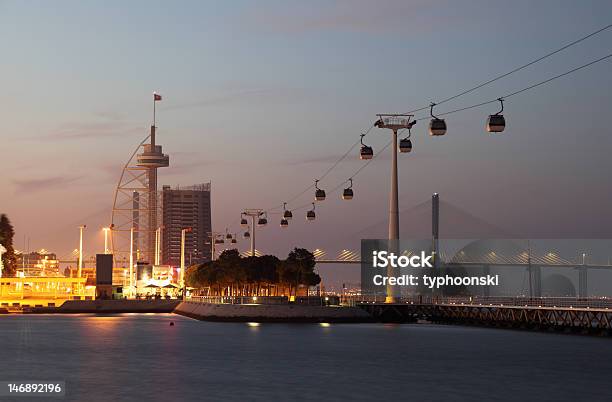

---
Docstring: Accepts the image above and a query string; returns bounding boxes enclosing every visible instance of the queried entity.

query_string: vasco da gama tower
[111,94,169,267]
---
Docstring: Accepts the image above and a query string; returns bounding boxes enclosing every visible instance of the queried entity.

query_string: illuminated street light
[154,226,163,266]
[102,227,110,254]
[180,227,192,299]
[78,225,86,278]
[129,227,134,298]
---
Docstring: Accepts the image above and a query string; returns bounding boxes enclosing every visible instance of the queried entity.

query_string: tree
[284,248,320,296]
[0,214,16,277]
[186,247,320,298]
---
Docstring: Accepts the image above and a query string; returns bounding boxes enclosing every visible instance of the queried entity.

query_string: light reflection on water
[1,314,611,402]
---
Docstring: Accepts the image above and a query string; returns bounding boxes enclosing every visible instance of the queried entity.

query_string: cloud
[13,176,82,194]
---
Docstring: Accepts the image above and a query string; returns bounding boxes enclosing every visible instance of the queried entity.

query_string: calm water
[1,314,611,402]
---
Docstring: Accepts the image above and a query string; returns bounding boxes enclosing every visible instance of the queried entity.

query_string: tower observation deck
[111,94,169,267]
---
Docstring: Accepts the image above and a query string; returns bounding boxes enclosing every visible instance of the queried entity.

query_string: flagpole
[153,93,156,128]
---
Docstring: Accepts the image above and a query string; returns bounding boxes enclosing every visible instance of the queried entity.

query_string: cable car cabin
[306,210,316,221]
[360,145,373,160]
[243,231,250,238]
[399,138,412,153]
[240,218,248,226]
[342,188,354,200]
[280,218,289,228]
[215,239,224,244]
[257,218,267,226]
[315,189,326,201]
[226,233,232,239]
[231,238,237,244]
[486,114,505,133]
[284,210,293,220]
[429,118,447,136]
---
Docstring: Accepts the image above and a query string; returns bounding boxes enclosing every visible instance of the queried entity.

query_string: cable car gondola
[342,178,354,200]
[283,202,293,220]
[314,180,326,201]
[257,213,268,226]
[231,237,237,244]
[306,203,316,221]
[486,98,506,133]
[280,218,289,228]
[399,137,412,153]
[240,214,248,227]
[399,124,413,153]
[359,134,373,160]
[429,103,447,136]
[243,231,250,239]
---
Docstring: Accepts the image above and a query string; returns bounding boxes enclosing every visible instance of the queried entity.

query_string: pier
[358,297,612,335]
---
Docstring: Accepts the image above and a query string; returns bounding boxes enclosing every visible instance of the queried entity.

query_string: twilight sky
[1,0,612,273]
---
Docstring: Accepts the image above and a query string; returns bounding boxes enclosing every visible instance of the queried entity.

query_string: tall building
[161,183,212,266]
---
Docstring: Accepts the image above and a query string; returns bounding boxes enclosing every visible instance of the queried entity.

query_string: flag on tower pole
[153,93,162,127]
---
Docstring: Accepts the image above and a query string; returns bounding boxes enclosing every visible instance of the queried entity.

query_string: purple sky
[2,0,612,281]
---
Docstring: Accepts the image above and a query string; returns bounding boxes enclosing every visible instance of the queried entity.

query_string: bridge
[313,243,612,299]
[357,296,612,335]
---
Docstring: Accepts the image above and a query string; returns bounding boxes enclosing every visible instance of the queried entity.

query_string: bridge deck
[359,303,612,335]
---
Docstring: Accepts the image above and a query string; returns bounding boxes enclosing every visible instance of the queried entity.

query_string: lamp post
[207,231,224,261]
[103,227,110,254]
[374,114,415,303]
[129,226,134,298]
[180,227,192,299]
[78,225,86,278]
[154,226,162,266]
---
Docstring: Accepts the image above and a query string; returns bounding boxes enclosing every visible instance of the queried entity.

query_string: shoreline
[0,300,375,323]
[173,301,374,323]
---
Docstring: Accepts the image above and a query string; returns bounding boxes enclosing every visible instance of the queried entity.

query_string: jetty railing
[186,295,341,306]
[342,295,612,308]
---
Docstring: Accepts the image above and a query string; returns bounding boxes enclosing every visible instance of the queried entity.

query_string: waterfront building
[161,183,212,266]
[15,250,60,276]
[0,276,95,306]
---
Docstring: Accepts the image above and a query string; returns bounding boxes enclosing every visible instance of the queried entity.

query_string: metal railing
[342,295,612,309]
[185,295,341,306]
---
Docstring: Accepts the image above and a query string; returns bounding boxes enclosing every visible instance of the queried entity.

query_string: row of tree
[0,214,16,277]
[186,248,321,297]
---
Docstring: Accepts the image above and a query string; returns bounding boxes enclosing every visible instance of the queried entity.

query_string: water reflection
[1,315,611,401]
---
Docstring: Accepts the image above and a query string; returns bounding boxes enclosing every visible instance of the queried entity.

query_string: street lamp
[129,226,135,298]
[102,227,110,254]
[78,225,86,278]
[207,231,225,261]
[180,227,192,299]
[154,226,163,266]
